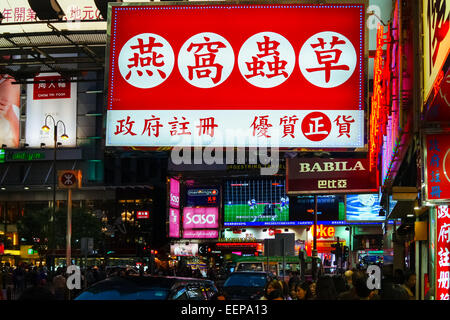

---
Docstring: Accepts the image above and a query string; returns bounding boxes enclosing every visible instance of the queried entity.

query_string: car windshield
[75,287,169,300]
[224,274,267,288]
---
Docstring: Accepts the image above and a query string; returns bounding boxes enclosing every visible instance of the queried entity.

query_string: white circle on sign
[118,33,174,89]
[238,32,295,88]
[178,32,234,88]
[298,31,357,88]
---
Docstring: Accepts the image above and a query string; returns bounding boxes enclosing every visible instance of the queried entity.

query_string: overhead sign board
[105,1,366,148]
[423,0,450,103]
[286,157,378,194]
[436,205,450,300]
[424,134,450,202]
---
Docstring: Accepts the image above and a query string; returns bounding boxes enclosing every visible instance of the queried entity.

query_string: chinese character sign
[286,157,378,194]
[106,3,365,148]
[425,134,450,202]
[437,205,450,300]
[423,0,450,102]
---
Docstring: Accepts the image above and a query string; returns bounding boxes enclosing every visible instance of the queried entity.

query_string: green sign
[27,248,37,255]
[0,149,5,163]
[9,151,45,161]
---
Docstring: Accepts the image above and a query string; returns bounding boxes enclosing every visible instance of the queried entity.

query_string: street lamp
[41,115,68,271]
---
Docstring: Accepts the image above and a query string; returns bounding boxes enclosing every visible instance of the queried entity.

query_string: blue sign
[346,194,396,221]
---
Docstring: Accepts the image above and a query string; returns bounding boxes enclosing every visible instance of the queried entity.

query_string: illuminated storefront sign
[183,207,218,229]
[105,2,366,148]
[424,134,450,202]
[436,205,450,300]
[286,157,378,195]
[423,0,450,103]
[168,177,181,238]
[0,149,5,163]
[136,211,149,219]
[25,73,77,148]
[169,178,180,208]
[170,242,198,256]
[369,24,390,171]
[182,229,218,239]
[169,208,180,238]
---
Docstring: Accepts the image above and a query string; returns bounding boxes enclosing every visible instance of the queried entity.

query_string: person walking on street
[402,270,416,300]
[260,279,284,300]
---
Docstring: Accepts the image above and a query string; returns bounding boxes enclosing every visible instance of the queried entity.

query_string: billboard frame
[104,0,369,150]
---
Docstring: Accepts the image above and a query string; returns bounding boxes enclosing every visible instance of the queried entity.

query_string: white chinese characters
[298,31,357,88]
[118,33,175,89]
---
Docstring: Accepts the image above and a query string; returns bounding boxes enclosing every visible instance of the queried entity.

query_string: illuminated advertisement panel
[170,242,198,256]
[423,0,450,103]
[183,207,219,230]
[424,133,450,202]
[436,205,450,300]
[169,178,180,208]
[346,193,397,221]
[0,74,20,148]
[286,157,378,195]
[169,208,180,238]
[25,73,77,148]
[105,1,366,148]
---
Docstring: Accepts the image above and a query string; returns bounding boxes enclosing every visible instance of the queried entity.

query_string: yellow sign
[423,0,450,103]
[58,170,82,189]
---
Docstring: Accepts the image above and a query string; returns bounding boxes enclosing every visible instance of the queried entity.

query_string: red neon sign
[436,205,450,300]
[369,24,390,171]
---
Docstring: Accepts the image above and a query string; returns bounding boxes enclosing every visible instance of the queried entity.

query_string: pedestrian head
[403,270,416,290]
[295,281,313,300]
[352,270,370,299]
[264,279,284,300]
[315,276,337,300]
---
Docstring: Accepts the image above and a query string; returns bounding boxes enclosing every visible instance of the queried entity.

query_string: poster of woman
[0,74,20,148]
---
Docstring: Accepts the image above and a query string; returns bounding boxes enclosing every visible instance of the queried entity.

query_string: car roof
[228,271,269,275]
[84,275,214,292]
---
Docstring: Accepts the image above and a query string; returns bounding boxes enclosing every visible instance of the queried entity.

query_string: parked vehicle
[75,275,218,300]
[222,271,270,300]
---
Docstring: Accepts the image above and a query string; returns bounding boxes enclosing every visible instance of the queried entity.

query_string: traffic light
[343,246,350,261]
[331,242,342,258]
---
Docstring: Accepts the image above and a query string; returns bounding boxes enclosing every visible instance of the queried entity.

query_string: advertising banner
[346,193,396,221]
[424,133,450,202]
[0,74,20,148]
[286,157,378,194]
[182,229,219,239]
[169,207,180,238]
[25,73,77,148]
[436,205,450,300]
[183,207,219,230]
[186,188,219,207]
[106,2,366,148]
[170,242,198,256]
[136,211,149,219]
[169,178,180,208]
[423,0,450,102]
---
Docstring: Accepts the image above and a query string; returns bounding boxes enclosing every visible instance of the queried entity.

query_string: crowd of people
[1,260,419,301]
[251,267,417,300]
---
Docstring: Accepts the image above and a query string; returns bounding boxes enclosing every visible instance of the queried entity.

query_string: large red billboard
[106,2,366,148]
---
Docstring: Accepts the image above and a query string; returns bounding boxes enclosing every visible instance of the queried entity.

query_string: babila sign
[105,1,366,148]
[286,157,378,194]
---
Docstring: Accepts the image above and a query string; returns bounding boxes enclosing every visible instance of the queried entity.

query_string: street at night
[0,0,449,315]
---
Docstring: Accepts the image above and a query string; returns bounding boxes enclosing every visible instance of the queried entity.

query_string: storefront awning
[388,200,415,219]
